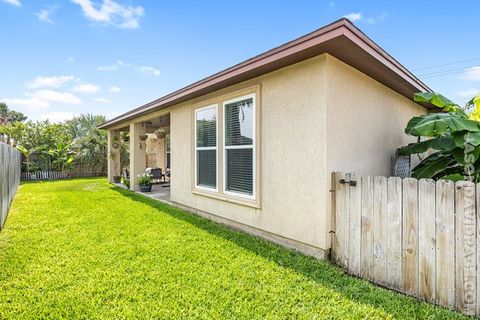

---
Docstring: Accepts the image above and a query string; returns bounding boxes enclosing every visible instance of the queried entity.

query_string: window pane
[225,98,253,146]
[196,107,216,148]
[226,148,253,195]
[197,150,216,188]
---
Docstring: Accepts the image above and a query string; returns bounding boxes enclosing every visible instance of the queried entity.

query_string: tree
[0,102,27,124]
[65,114,107,172]
[399,92,480,182]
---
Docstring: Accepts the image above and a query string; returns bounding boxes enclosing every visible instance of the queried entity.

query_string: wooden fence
[21,164,105,181]
[0,142,21,230]
[332,172,480,316]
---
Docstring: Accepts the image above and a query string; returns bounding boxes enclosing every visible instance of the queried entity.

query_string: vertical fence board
[373,176,388,284]
[436,180,455,309]
[418,179,436,302]
[477,183,480,317]
[348,174,361,276]
[402,178,419,296]
[334,172,348,266]
[386,177,402,290]
[361,176,374,280]
[455,181,476,315]
[334,173,480,317]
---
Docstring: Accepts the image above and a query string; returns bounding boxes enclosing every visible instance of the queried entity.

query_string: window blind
[196,106,217,189]
[224,97,254,196]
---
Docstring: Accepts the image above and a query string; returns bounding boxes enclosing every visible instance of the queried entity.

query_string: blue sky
[1,0,480,122]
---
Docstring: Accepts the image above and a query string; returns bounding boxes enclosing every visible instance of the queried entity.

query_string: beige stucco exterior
[107,53,426,257]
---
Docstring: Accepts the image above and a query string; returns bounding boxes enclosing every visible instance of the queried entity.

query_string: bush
[136,173,152,186]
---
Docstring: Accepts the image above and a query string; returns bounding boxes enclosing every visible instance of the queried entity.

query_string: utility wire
[412,57,480,71]
[418,66,472,77]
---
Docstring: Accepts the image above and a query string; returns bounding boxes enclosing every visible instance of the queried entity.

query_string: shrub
[137,173,152,186]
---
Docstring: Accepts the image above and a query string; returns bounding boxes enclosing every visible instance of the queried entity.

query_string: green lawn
[0,179,466,319]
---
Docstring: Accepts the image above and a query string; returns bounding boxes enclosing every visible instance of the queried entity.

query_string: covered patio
[107,112,171,200]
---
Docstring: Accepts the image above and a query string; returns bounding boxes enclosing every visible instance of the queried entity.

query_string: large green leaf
[405,113,480,137]
[411,152,456,179]
[399,135,457,155]
[452,146,480,166]
[414,92,468,117]
[441,173,465,182]
[414,92,456,108]
[465,132,480,146]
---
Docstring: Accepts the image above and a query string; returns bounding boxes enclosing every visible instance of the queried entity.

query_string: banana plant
[399,92,480,182]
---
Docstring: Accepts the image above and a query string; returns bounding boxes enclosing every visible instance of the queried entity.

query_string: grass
[0,178,467,319]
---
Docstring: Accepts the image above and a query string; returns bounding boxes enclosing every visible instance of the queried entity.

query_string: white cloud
[2,90,81,112]
[457,88,480,98]
[36,5,58,23]
[28,90,82,105]
[344,12,362,22]
[117,60,160,76]
[2,97,49,110]
[99,60,160,76]
[68,57,75,63]
[97,65,118,71]
[109,86,121,93]
[343,12,387,24]
[463,67,480,81]
[40,111,75,123]
[72,83,101,93]
[27,75,76,89]
[70,0,144,29]
[139,66,160,76]
[94,97,113,103]
[0,0,21,7]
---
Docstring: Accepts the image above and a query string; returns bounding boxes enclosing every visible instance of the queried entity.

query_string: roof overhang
[99,18,432,129]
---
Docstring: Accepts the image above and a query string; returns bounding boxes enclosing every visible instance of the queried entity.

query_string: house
[99,19,433,259]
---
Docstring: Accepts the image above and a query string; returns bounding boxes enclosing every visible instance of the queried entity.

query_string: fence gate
[332,172,479,316]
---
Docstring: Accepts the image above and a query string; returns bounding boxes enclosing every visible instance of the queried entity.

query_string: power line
[420,70,470,80]
[418,66,471,78]
[412,57,480,71]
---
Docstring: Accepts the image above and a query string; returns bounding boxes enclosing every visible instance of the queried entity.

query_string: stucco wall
[325,55,425,176]
[324,55,426,247]
[171,55,329,251]
[161,53,427,253]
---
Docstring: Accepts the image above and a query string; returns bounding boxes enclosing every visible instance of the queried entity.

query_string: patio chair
[150,168,165,184]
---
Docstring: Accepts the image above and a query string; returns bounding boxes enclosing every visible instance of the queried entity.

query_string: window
[223,94,255,198]
[165,134,171,169]
[195,105,217,190]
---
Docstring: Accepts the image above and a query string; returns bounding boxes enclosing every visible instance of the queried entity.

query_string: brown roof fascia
[99,18,432,129]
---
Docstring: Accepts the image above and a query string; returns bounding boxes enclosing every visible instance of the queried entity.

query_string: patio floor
[114,182,171,203]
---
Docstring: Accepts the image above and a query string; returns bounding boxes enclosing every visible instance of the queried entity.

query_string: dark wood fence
[0,142,21,230]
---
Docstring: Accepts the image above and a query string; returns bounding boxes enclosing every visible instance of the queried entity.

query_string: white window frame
[222,93,256,200]
[194,104,218,192]
[165,133,170,169]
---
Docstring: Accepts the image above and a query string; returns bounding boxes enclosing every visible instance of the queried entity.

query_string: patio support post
[129,122,146,191]
[156,137,166,169]
[107,129,121,183]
